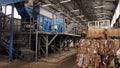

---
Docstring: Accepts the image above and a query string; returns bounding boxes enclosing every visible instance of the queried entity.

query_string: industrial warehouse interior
[0,0,120,68]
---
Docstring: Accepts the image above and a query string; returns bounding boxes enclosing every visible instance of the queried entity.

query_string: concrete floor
[56,55,77,68]
[0,49,77,68]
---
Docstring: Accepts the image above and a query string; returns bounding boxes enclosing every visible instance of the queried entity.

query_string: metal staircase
[0,0,33,62]
[0,39,23,59]
[0,0,40,62]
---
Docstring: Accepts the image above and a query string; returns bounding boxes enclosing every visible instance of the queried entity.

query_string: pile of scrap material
[77,39,120,68]
[87,28,120,38]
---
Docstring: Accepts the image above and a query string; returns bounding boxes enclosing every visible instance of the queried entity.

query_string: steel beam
[0,16,1,45]
[9,3,14,62]
[59,37,65,53]
[35,31,38,61]
[41,35,47,41]
[48,34,58,46]
[40,47,46,56]
[41,37,46,44]
[0,6,2,45]
[45,35,48,58]
[38,36,41,57]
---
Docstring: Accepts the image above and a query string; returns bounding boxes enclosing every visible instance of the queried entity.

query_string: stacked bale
[87,28,120,38]
[107,28,120,37]
[77,39,120,68]
[87,28,105,38]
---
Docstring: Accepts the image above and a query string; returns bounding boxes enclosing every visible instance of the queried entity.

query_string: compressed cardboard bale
[107,28,112,37]
[78,39,92,54]
[85,40,91,47]
[107,28,120,37]
[107,39,115,55]
[99,40,106,55]
[114,29,119,37]
[87,28,104,38]
[114,39,120,53]
[77,39,120,68]
[87,28,92,38]
[94,55,101,68]
[77,54,84,67]
[117,28,120,37]
[112,29,116,37]
[119,28,120,37]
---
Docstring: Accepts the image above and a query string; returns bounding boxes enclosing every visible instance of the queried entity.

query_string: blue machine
[62,22,66,32]
[51,19,58,32]
[37,15,66,32]
[16,5,33,22]
[49,16,66,32]
[0,0,67,62]
[43,16,51,32]
[37,15,52,32]
[55,16,66,32]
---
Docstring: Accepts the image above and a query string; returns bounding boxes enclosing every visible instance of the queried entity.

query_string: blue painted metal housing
[38,15,52,32]
[57,17,64,32]
[43,16,51,32]
[0,0,24,5]
[51,19,58,32]
[16,6,32,18]
[16,5,33,23]
[37,15,66,32]
[62,22,66,32]
[9,3,14,62]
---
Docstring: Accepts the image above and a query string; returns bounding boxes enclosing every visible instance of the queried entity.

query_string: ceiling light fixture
[70,21,74,22]
[99,13,107,14]
[60,0,71,3]
[56,12,64,14]
[94,5,106,8]
[66,14,69,17]
[42,4,52,7]
[65,17,68,19]
[70,9,79,12]
[77,15,84,18]
[96,13,108,15]
[98,18,104,20]
[76,21,79,23]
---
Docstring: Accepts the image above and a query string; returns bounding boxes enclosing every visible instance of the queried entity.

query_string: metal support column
[48,34,58,46]
[59,37,62,53]
[38,35,41,57]
[0,17,1,45]
[35,31,38,61]
[29,17,32,48]
[0,22,1,45]
[46,35,48,58]
[9,3,14,62]
[73,38,76,48]
[0,6,2,45]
